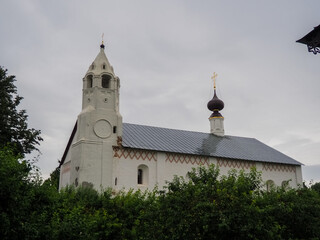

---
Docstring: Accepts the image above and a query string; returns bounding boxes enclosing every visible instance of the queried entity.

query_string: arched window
[266,180,275,191]
[102,64,106,70]
[102,74,111,88]
[137,164,149,185]
[281,180,289,190]
[87,75,93,88]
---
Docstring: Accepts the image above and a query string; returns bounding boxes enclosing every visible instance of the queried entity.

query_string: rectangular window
[138,169,143,184]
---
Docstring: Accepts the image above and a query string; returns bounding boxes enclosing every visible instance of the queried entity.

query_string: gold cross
[102,33,104,44]
[211,72,218,89]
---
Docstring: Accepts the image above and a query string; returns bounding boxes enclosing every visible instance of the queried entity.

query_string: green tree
[141,165,271,240]
[311,182,320,194]
[142,165,320,240]
[0,146,61,240]
[0,147,35,239]
[256,186,320,239]
[43,167,60,190]
[1,159,320,240]
[0,66,42,156]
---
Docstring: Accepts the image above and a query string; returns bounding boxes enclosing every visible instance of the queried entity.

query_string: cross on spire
[100,33,105,49]
[211,72,218,89]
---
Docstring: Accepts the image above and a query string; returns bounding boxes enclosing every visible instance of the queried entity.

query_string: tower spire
[207,73,225,136]
[100,33,105,49]
[86,37,114,76]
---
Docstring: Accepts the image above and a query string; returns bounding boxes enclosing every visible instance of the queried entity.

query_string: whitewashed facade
[59,44,303,191]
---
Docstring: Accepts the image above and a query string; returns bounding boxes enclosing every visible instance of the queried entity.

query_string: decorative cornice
[113,147,157,161]
[217,158,255,169]
[72,139,103,147]
[166,153,209,166]
[209,116,224,119]
[262,163,296,173]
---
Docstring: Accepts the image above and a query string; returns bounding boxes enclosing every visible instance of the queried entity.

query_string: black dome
[207,90,224,112]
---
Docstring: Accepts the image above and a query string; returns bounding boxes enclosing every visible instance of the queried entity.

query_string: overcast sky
[1,0,319,182]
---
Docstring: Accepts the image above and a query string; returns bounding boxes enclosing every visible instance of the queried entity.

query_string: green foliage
[311,182,320,194]
[1,157,320,240]
[0,66,42,156]
[257,187,320,239]
[46,187,155,240]
[43,167,60,190]
[0,147,30,237]
[143,166,268,240]
[0,146,49,239]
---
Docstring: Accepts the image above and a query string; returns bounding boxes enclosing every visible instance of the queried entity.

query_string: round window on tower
[93,119,112,138]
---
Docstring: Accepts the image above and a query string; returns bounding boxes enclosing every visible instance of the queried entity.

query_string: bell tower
[69,42,122,190]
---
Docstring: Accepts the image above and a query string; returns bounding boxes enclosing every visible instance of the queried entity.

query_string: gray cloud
[0,0,319,182]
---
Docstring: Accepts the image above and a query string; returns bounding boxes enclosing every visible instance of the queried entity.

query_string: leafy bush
[1,155,320,240]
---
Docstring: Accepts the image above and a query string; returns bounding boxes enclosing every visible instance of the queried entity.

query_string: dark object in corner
[297,25,320,54]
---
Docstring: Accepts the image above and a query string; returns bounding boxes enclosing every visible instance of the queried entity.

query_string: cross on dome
[211,72,218,89]
[100,33,105,49]
[207,72,224,118]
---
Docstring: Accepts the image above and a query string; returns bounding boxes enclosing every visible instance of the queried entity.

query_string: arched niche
[102,74,112,88]
[137,164,149,186]
[266,180,275,191]
[87,75,93,88]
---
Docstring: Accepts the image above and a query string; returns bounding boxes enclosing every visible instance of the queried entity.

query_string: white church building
[59,43,303,191]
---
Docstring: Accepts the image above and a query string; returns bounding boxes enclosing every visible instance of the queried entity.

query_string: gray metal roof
[122,123,302,166]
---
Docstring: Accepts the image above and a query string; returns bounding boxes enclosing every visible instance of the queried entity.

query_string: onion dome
[207,89,224,118]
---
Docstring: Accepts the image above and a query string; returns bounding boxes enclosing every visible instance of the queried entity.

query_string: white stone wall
[60,161,71,189]
[162,153,210,184]
[112,148,303,191]
[113,148,158,192]
[258,162,302,188]
[59,130,77,189]
[61,145,303,191]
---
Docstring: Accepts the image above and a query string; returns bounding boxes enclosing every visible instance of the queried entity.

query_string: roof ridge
[123,122,255,140]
